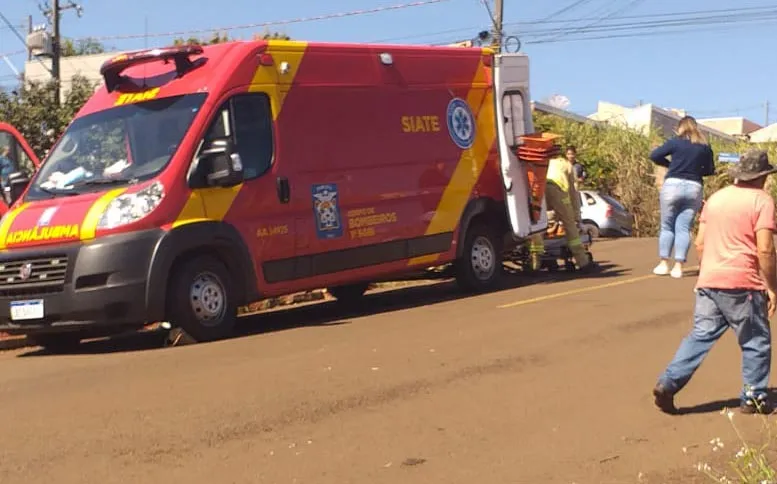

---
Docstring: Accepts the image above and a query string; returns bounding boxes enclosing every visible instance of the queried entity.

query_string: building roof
[748,123,777,143]
[589,101,736,142]
[531,101,601,125]
[697,116,762,136]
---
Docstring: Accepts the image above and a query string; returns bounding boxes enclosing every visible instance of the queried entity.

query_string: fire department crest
[446,97,476,150]
[311,183,343,239]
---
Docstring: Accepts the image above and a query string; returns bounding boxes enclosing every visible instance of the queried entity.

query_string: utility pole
[27,16,33,61]
[765,100,770,126]
[493,0,504,52]
[51,0,60,105]
[40,0,83,105]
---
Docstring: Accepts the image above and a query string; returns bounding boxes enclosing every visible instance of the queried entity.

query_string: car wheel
[582,222,600,239]
[455,223,503,292]
[167,255,237,343]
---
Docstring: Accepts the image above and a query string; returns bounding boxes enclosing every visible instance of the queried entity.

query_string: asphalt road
[0,238,768,484]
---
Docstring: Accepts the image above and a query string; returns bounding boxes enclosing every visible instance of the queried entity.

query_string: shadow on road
[677,388,777,415]
[16,259,630,357]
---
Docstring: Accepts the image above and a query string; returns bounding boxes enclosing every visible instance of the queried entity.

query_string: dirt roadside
[0,238,771,484]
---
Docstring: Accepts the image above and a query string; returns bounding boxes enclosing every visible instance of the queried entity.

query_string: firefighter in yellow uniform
[527,149,595,272]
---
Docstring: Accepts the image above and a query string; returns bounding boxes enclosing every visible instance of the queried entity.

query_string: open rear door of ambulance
[493,53,547,239]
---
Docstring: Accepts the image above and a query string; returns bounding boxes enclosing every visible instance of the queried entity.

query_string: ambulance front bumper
[0,229,163,336]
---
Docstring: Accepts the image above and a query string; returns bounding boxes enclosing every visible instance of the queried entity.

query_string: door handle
[276,176,290,204]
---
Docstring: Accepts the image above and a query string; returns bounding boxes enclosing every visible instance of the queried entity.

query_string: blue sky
[0,0,775,123]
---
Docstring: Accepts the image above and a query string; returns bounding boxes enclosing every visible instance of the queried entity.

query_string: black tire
[28,333,82,353]
[327,283,370,304]
[455,223,503,292]
[582,222,600,239]
[167,255,237,343]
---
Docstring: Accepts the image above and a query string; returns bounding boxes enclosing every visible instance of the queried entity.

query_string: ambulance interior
[29,93,206,199]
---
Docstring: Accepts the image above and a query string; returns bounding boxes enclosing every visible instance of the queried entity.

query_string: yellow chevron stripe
[173,40,309,228]
[0,203,29,250]
[249,40,310,120]
[408,54,496,266]
[80,188,128,240]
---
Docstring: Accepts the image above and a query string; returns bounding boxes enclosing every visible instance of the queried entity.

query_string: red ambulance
[0,40,548,350]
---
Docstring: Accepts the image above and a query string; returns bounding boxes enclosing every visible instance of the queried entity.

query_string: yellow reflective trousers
[528,182,591,268]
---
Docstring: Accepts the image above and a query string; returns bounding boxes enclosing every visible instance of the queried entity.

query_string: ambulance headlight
[97,181,165,230]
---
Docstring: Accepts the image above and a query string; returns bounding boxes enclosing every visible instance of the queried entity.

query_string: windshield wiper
[70,176,138,188]
[38,186,80,196]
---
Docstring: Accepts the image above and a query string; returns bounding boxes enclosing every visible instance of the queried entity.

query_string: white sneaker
[653,262,669,276]
[670,264,683,279]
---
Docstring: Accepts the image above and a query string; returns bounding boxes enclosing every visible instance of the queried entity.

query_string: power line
[535,0,599,22]
[523,10,777,44]
[530,0,648,43]
[525,17,777,45]
[67,0,450,43]
[519,5,777,25]
[381,5,777,45]
[522,8,777,38]
[0,11,51,73]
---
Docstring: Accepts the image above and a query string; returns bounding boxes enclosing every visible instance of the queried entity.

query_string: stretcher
[540,230,594,272]
[509,218,595,272]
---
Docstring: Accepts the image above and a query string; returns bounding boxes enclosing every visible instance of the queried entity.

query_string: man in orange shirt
[653,149,777,415]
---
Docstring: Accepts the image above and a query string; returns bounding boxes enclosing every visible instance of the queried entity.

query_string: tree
[61,37,106,57]
[0,75,96,160]
[173,30,290,46]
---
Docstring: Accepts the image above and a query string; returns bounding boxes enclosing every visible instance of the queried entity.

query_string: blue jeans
[657,288,772,405]
[659,177,703,262]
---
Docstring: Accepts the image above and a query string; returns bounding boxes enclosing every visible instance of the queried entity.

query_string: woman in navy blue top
[649,116,715,279]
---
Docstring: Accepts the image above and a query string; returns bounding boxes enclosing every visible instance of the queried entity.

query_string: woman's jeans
[659,177,703,262]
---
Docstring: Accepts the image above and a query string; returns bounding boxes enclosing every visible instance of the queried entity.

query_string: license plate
[10,300,44,321]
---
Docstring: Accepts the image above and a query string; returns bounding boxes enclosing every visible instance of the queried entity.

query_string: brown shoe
[741,398,774,415]
[653,384,678,414]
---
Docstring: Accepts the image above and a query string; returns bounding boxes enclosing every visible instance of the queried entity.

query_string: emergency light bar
[100,45,205,93]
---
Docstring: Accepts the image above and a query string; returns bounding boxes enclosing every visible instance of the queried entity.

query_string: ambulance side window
[201,93,274,180]
[231,94,274,180]
[502,91,525,148]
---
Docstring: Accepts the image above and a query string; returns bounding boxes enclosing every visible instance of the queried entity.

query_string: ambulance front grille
[0,255,68,296]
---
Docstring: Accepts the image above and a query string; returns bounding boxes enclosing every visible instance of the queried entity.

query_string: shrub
[532,111,777,237]
[690,397,777,483]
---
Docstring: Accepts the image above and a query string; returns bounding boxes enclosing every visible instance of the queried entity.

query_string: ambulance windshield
[27,93,206,199]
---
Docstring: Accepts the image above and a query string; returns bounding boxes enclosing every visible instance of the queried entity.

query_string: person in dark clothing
[649,116,715,279]
[566,145,585,189]
[0,146,15,188]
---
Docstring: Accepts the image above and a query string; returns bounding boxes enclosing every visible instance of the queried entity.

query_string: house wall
[698,117,762,136]
[24,52,116,101]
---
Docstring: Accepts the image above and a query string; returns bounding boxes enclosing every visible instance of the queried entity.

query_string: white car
[579,190,633,238]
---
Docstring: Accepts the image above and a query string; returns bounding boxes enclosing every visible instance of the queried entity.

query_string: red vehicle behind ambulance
[0,40,548,350]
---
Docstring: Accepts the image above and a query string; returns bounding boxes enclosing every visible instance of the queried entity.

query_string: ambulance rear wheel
[327,283,370,305]
[168,255,237,343]
[455,223,503,292]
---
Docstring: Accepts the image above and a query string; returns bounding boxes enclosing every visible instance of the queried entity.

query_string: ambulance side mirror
[6,171,30,205]
[191,138,243,188]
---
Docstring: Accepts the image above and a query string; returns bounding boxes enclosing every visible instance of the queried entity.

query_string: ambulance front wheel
[167,255,238,343]
[455,223,503,292]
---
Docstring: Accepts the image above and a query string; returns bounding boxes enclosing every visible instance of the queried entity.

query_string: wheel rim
[470,235,496,280]
[189,271,227,326]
